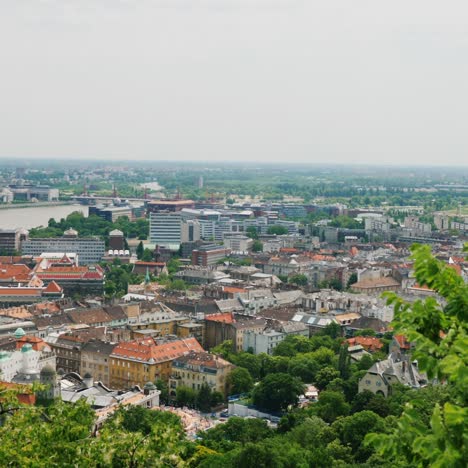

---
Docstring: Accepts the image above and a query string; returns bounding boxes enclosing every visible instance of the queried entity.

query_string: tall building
[149,212,183,250]
[0,228,28,254]
[191,244,231,266]
[109,229,125,251]
[22,230,105,265]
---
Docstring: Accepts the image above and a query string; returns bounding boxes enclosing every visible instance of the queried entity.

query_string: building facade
[169,351,234,398]
[22,233,105,265]
[109,337,203,389]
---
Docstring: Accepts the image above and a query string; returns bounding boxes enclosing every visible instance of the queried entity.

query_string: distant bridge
[72,196,150,204]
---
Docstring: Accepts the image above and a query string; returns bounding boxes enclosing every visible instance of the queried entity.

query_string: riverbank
[0,204,88,230]
[0,201,75,210]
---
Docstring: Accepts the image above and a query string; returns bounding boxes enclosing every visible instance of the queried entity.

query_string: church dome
[143,382,156,391]
[14,328,26,339]
[40,365,56,376]
[21,343,33,353]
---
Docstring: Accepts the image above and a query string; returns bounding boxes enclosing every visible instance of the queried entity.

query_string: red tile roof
[347,336,383,352]
[0,263,31,282]
[43,281,63,294]
[222,286,247,294]
[112,337,203,364]
[16,336,49,351]
[205,312,235,324]
[135,261,167,267]
[394,334,411,350]
[0,288,41,296]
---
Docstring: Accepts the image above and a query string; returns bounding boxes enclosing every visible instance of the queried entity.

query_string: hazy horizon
[1,1,467,166]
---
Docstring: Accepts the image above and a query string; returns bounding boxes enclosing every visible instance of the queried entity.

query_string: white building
[0,342,55,383]
[22,231,104,265]
[223,235,253,254]
[149,212,183,250]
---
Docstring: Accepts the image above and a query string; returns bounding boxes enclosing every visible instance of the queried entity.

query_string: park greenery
[29,212,149,243]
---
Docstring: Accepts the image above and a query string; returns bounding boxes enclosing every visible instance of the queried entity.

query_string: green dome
[143,382,156,391]
[40,365,56,376]
[14,328,26,339]
[21,343,33,353]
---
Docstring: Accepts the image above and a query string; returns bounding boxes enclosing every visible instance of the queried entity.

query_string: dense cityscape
[0,160,466,466]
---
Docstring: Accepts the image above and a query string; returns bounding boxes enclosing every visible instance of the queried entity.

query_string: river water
[0,204,89,230]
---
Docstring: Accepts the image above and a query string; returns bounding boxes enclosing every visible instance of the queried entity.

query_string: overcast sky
[1,1,467,166]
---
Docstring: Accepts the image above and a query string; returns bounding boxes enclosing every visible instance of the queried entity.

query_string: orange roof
[0,256,23,264]
[0,288,41,296]
[280,248,300,253]
[350,246,359,257]
[43,281,63,294]
[222,286,247,294]
[0,263,31,282]
[111,337,203,364]
[16,336,49,351]
[205,312,234,324]
[394,334,411,350]
[347,336,383,351]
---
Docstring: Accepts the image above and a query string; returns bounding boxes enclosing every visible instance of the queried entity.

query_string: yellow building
[109,337,203,389]
[169,351,235,399]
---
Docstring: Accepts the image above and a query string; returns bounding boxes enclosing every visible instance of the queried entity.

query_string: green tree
[251,240,263,252]
[246,226,259,240]
[322,322,341,339]
[176,386,197,408]
[267,225,288,235]
[346,272,358,289]
[332,411,385,462]
[136,241,144,260]
[366,244,468,467]
[313,390,350,423]
[337,345,351,379]
[252,373,305,412]
[315,366,340,391]
[232,352,261,379]
[197,382,213,413]
[141,248,154,262]
[155,378,169,404]
[226,367,254,395]
[168,279,187,291]
[288,274,308,287]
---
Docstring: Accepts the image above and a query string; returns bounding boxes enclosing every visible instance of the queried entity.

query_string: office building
[191,244,230,266]
[149,212,183,250]
[89,205,133,222]
[108,229,125,250]
[7,184,59,202]
[0,228,28,254]
[22,230,105,265]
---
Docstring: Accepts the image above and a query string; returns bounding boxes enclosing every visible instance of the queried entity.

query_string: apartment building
[109,337,203,389]
[169,351,234,398]
[80,340,115,387]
